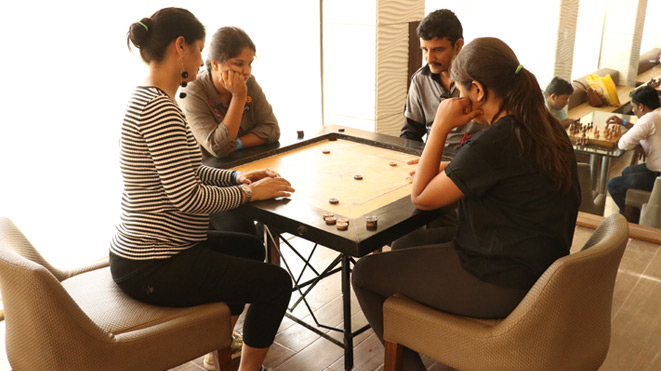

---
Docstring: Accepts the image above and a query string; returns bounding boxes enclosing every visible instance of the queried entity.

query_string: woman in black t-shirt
[352,37,580,371]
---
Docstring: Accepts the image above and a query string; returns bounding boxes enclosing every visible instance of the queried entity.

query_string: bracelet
[621,120,627,127]
[240,184,252,203]
[236,138,243,150]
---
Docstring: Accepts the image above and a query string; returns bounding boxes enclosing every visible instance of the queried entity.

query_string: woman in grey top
[180,26,280,159]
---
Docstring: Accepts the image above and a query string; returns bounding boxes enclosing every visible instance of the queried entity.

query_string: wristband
[236,138,243,150]
[231,171,241,185]
[621,120,627,127]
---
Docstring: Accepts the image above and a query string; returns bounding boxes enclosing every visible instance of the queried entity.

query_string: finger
[276,178,292,187]
[406,158,419,165]
[279,186,296,193]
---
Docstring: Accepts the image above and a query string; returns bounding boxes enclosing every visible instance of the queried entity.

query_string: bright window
[0,1,320,268]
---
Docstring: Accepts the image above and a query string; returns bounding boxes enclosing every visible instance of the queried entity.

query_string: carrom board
[215,125,443,258]
[232,139,418,219]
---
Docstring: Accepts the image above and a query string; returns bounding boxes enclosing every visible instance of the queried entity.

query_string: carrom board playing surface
[232,139,419,219]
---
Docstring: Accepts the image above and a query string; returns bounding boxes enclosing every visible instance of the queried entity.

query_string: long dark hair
[127,7,205,64]
[451,37,574,191]
[206,26,256,71]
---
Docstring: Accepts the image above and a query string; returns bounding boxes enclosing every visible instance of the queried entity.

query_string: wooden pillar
[408,21,422,90]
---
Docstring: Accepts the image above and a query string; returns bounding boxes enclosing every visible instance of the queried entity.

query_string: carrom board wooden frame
[207,125,445,258]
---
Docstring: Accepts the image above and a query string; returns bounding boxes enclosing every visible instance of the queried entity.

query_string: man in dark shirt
[400,9,486,149]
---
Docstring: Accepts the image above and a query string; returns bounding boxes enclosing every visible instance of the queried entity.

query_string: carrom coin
[366,215,378,230]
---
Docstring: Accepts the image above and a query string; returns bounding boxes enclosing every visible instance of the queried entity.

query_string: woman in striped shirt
[111,8,294,371]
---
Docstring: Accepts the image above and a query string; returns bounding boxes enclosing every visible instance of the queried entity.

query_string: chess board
[566,120,624,148]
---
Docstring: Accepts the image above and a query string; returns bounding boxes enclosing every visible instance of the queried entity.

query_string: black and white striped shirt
[110,87,243,260]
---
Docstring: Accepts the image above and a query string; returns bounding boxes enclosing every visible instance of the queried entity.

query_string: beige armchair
[577,162,606,215]
[624,176,661,226]
[0,217,233,371]
[639,177,661,228]
[383,213,629,371]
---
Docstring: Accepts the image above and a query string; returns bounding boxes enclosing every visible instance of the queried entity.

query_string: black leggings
[352,239,528,370]
[110,231,292,348]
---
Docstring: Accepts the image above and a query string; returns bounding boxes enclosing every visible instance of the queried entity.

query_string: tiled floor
[2,153,660,371]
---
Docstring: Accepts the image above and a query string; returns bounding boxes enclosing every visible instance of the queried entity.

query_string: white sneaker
[203,333,243,370]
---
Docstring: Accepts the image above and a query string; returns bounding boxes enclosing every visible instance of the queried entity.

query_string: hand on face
[431,97,483,136]
[219,69,248,98]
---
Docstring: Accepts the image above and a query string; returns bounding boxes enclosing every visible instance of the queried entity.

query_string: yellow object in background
[587,74,621,106]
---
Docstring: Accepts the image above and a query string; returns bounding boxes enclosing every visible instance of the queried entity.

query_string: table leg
[342,254,354,371]
[599,157,611,195]
[589,154,600,192]
[261,224,281,265]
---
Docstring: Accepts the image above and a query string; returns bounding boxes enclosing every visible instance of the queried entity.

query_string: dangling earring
[179,70,189,99]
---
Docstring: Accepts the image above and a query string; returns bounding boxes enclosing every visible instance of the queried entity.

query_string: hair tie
[515,64,524,75]
[136,21,149,32]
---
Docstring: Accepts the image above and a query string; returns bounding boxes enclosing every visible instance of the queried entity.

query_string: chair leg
[384,341,404,371]
[213,348,232,371]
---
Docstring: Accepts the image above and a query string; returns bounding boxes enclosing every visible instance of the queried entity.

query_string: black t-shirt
[445,115,580,290]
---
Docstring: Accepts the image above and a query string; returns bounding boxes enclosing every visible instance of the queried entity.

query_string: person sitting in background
[114,9,294,371]
[544,76,574,129]
[180,27,281,251]
[606,85,661,223]
[353,37,580,371]
[399,9,486,149]
[180,26,279,159]
[398,9,487,230]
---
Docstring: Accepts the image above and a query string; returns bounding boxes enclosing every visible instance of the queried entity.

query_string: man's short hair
[545,77,574,97]
[630,85,661,110]
[417,9,463,46]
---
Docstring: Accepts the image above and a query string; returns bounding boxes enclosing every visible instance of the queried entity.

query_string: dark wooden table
[205,125,447,370]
